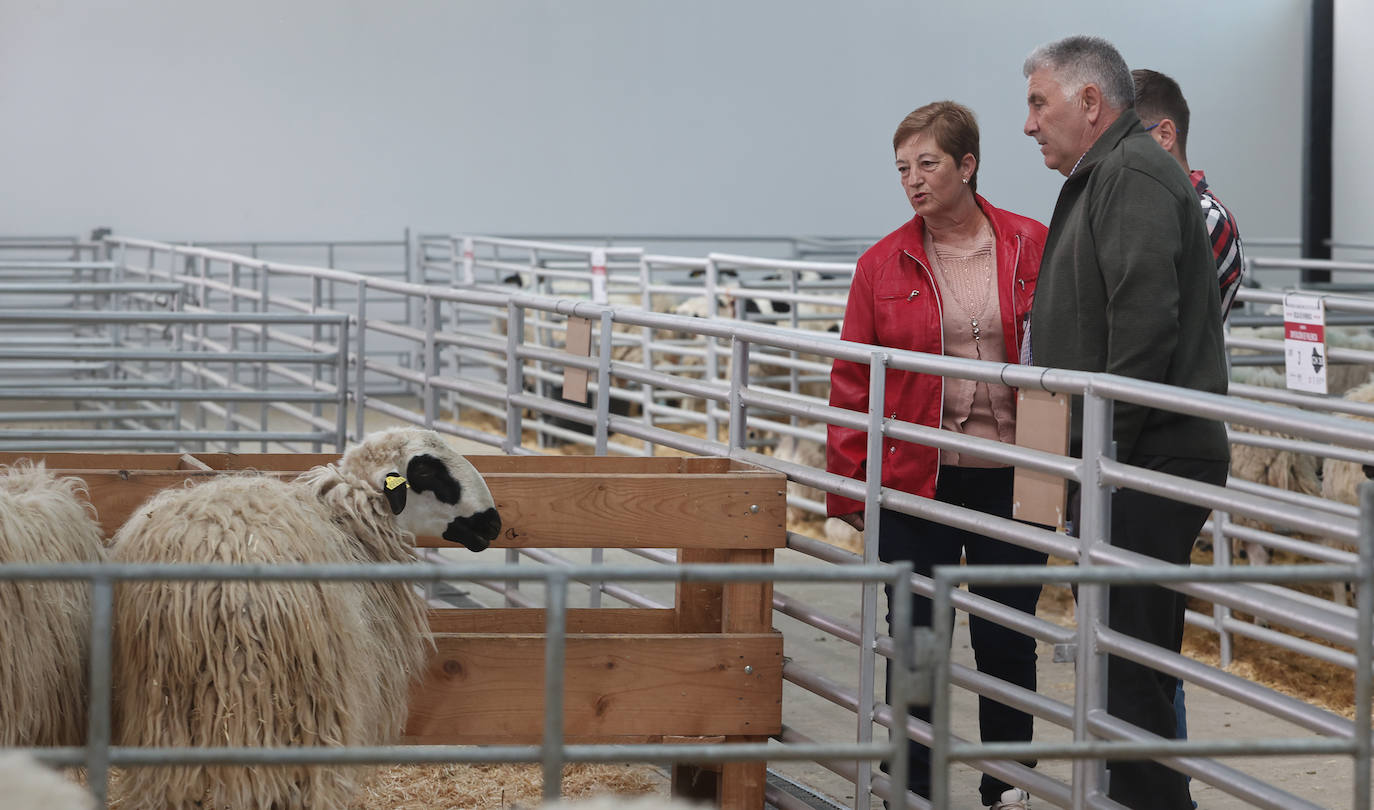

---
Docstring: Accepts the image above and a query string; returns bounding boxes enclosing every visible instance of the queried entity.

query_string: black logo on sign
[1311,346,1324,374]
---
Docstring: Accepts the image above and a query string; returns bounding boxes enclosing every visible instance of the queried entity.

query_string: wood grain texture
[5,455,787,551]
[403,632,783,744]
[427,607,678,635]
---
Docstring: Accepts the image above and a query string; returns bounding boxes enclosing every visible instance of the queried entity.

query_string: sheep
[0,461,106,748]
[1319,380,1374,604]
[107,427,502,810]
[771,433,827,525]
[1223,366,1325,567]
[0,751,96,810]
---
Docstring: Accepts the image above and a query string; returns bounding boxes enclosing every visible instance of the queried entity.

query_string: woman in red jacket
[826,101,1047,810]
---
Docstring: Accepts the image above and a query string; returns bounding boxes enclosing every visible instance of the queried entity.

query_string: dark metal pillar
[1301,0,1334,283]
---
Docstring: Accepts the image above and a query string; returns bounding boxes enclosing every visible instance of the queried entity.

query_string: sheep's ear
[383,472,408,514]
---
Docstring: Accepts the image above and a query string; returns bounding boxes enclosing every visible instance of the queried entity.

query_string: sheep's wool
[109,470,431,810]
[0,462,105,747]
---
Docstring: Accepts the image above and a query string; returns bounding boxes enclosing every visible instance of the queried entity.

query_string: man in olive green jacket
[1021,35,1230,810]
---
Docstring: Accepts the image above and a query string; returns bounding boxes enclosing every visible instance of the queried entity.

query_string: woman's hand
[838,512,865,532]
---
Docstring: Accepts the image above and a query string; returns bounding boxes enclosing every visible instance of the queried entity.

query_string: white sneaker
[991,787,1031,810]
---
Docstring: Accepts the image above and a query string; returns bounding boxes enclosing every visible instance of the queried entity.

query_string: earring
[961,177,969,184]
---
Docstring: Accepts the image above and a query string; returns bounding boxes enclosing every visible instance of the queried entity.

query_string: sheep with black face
[108,427,500,810]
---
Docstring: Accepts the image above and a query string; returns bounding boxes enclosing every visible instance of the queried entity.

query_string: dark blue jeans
[879,466,1047,806]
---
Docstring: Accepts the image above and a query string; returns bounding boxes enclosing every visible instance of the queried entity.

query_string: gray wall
[1334,0,1373,252]
[1,1,1336,247]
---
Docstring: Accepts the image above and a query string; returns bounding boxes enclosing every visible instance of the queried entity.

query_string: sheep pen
[107,427,502,810]
[0,461,106,748]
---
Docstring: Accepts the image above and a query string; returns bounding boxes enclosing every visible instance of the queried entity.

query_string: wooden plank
[468,473,785,549]
[1,453,765,477]
[466,456,735,475]
[403,633,782,744]
[177,454,213,471]
[38,460,786,551]
[676,548,727,633]
[428,608,678,635]
[0,452,188,470]
[720,744,768,810]
[722,549,775,634]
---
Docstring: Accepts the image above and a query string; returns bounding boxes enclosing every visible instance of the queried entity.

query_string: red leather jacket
[826,196,1047,518]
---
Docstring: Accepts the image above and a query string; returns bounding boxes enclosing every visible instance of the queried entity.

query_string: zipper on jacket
[903,248,944,488]
[1010,233,1025,359]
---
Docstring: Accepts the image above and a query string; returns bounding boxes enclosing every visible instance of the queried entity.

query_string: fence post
[354,279,369,443]
[856,350,888,810]
[1354,481,1373,808]
[424,296,440,427]
[504,302,525,455]
[1073,388,1115,808]
[1212,509,1234,667]
[705,257,721,443]
[86,576,115,807]
[728,335,750,451]
[590,247,608,305]
[461,236,476,285]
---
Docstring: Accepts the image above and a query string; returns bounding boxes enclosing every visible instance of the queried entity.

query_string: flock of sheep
[1224,325,1374,600]
[0,427,507,809]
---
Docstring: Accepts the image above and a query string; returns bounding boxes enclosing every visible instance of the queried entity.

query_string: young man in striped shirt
[1134,68,1247,322]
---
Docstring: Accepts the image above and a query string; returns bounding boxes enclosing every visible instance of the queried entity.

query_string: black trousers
[1076,455,1228,810]
[879,466,1047,806]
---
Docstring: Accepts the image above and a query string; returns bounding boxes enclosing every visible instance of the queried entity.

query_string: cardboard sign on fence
[562,316,592,403]
[1012,388,1070,529]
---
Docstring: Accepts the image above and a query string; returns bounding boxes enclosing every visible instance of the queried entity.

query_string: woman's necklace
[930,221,994,342]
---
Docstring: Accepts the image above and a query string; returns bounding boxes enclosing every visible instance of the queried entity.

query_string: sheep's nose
[441,507,502,552]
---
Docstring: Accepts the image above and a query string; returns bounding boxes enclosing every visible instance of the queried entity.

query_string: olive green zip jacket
[1029,109,1230,464]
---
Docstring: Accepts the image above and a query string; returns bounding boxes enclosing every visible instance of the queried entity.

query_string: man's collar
[1067,109,1142,180]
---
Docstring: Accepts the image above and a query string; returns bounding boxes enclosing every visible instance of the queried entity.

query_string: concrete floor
[765,546,1357,810]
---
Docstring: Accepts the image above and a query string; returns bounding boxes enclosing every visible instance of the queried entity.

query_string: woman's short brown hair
[892,101,981,194]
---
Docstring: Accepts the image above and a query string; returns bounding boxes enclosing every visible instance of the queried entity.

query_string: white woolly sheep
[771,433,827,525]
[0,462,106,748]
[0,751,96,810]
[108,427,501,810]
[1225,366,1324,567]
[1319,380,1374,604]
[824,517,864,553]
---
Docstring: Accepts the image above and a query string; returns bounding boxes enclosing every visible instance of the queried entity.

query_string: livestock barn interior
[0,228,1372,810]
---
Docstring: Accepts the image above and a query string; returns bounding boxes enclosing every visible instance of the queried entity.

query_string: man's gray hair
[1023,35,1135,110]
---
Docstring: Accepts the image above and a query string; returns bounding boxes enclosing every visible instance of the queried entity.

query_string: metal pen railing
[0,559,915,810]
[16,232,1374,808]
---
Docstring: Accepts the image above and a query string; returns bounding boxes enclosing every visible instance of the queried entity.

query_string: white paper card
[1284,293,1328,394]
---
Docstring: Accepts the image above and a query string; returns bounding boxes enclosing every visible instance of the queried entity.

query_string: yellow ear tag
[385,474,408,491]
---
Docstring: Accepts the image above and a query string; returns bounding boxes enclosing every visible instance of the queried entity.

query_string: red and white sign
[589,248,608,304]
[1283,293,1327,394]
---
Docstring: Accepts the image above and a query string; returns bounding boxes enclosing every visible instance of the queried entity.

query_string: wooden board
[473,473,784,549]
[428,607,678,635]
[59,469,786,550]
[403,633,783,744]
